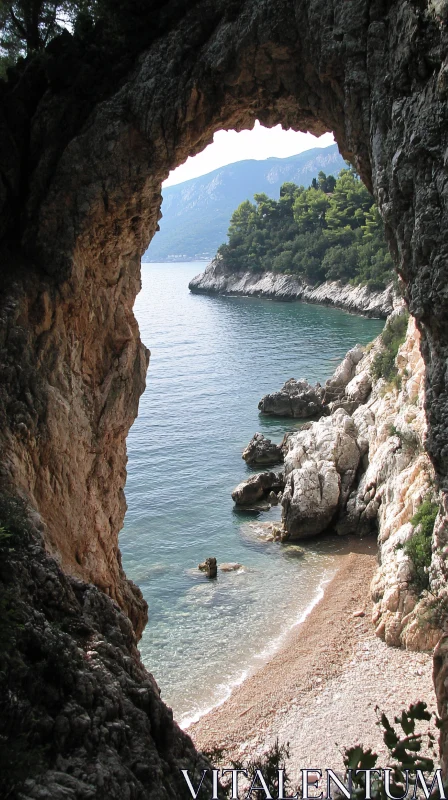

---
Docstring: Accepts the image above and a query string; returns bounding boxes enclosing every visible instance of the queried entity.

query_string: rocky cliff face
[0,256,149,639]
[2,0,448,786]
[352,320,439,652]
[276,316,441,652]
[189,258,396,318]
[0,495,212,799]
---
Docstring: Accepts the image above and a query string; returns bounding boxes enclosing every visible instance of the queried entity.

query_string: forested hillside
[218,168,394,290]
[144,145,345,261]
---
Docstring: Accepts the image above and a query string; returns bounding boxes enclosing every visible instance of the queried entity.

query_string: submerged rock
[282,544,305,558]
[198,557,218,578]
[242,432,284,465]
[231,471,285,506]
[258,378,324,418]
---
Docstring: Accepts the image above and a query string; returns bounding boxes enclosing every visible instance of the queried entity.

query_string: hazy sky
[163,122,335,187]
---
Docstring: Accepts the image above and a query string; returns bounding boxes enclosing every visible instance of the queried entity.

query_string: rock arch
[2,0,448,785]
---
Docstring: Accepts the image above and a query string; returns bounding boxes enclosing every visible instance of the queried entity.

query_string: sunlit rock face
[189,257,396,317]
[1,0,448,787]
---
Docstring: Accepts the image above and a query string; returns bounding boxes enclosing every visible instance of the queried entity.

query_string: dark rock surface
[1,0,448,783]
[242,433,284,465]
[258,379,325,419]
[0,498,212,799]
[198,557,218,578]
[231,472,285,506]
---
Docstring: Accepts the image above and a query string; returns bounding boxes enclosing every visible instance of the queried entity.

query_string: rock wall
[277,316,441,652]
[0,496,212,799]
[1,0,448,784]
[2,0,448,632]
[356,320,439,652]
[0,256,149,639]
[189,258,396,318]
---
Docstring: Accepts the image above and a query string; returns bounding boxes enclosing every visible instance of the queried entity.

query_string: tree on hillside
[0,0,90,57]
[325,168,371,230]
[317,170,336,193]
[217,169,394,290]
[293,187,330,232]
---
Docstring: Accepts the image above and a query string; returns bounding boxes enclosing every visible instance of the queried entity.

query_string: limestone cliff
[189,257,396,318]
[0,257,149,639]
[354,319,439,652]
[275,315,441,652]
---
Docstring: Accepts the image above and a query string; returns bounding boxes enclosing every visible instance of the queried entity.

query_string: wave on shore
[180,570,335,730]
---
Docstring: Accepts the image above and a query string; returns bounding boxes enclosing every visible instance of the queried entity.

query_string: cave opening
[2,0,448,787]
[118,123,388,728]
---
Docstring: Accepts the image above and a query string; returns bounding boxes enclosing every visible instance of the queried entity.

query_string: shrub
[343,702,439,800]
[371,312,409,383]
[388,424,421,453]
[204,703,441,800]
[404,499,439,594]
[202,739,295,798]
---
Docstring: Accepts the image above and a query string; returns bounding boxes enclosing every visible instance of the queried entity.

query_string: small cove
[120,262,384,727]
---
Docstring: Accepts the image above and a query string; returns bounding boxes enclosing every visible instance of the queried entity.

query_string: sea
[120,261,384,728]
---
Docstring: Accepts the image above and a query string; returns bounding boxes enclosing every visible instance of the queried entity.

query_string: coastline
[179,570,333,731]
[188,542,436,775]
[189,259,396,318]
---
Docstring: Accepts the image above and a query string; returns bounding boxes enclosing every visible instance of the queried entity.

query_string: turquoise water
[120,262,383,727]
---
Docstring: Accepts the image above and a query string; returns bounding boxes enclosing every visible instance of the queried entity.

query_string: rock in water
[219,562,243,572]
[258,378,324,418]
[242,432,284,465]
[198,557,217,578]
[231,472,285,506]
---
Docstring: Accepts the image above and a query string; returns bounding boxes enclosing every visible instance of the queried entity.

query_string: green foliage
[344,704,436,799]
[0,0,90,67]
[404,499,439,594]
[218,168,394,289]
[371,312,409,383]
[204,704,442,800]
[0,0,189,79]
[343,702,440,800]
[388,424,421,453]
[202,739,296,799]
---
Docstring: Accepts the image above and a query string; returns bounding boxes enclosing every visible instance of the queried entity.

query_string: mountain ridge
[144,144,346,261]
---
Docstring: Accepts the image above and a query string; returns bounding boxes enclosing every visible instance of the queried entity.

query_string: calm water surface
[120,262,383,727]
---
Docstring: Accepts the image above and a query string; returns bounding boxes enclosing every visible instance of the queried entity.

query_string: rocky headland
[189,258,397,318]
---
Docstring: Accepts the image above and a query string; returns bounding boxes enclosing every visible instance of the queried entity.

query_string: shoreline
[188,544,436,775]
[188,261,396,319]
[179,571,333,731]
